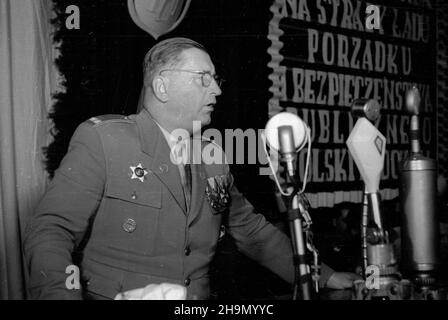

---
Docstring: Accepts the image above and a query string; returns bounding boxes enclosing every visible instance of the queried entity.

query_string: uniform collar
[135,108,161,157]
[135,108,190,214]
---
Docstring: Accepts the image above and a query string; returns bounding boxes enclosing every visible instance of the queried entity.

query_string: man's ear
[152,76,169,102]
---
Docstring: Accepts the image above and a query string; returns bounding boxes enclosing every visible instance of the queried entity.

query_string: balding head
[139,38,221,135]
[142,37,207,88]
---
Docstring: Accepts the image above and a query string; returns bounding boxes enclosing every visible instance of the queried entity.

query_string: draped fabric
[0,0,57,299]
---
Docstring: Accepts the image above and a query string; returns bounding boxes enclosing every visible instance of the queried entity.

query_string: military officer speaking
[23,37,360,300]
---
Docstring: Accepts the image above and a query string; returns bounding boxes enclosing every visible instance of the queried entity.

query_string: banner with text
[267,0,436,208]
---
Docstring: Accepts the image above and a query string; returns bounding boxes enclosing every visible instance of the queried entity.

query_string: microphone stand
[361,189,369,278]
[284,174,312,300]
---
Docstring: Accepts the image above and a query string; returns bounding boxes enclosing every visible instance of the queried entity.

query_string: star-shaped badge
[130,163,148,182]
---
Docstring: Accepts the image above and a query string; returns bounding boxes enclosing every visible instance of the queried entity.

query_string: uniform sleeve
[225,180,335,288]
[23,122,106,300]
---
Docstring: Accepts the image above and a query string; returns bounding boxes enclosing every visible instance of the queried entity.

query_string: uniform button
[184,246,191,256]
[184,278,191,286]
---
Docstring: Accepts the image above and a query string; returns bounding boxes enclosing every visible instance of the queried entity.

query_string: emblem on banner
[128,0,192,39]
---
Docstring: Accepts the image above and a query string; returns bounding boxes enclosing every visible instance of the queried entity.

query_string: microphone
[400,86,440,286]
[264,112,314,300]
[351,99,381,123]
[348,99,385,277]
[265,112,308,180]
[405,86,422,153]
[278,126,296,178]
[346,117,385,194]
[347,100,401,294]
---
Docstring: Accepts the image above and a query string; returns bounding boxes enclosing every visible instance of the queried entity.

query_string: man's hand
[114,283,187,300]
[325,272,362,290]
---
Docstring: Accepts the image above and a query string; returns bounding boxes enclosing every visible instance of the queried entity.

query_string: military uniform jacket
[24,109,333,300]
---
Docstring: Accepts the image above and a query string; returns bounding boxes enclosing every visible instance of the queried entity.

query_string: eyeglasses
[159,69,224,88]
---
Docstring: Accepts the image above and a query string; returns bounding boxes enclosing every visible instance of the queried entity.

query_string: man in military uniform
[24,37,359,300]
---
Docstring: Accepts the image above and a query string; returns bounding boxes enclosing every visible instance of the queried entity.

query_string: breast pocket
[92,177,162,256]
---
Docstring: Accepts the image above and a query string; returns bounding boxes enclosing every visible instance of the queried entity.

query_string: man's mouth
[204,103,215,110]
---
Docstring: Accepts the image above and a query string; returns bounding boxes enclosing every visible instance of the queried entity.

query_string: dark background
[47,0,446,299]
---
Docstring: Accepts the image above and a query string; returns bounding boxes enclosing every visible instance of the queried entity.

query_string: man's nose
[210,78,222,96]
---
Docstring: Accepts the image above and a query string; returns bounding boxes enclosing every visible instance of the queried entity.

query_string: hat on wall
[128,0,192,39]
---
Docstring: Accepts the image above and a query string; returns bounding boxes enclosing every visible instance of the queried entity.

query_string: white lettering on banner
[279,0,311,21]
[287,66,432,111]
[267,0,435,207]
[276,0,429,42]
[306,29,408,75]
[391,8,429,43]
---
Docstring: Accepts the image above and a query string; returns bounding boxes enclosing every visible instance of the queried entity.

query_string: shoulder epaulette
[86,114,132,126]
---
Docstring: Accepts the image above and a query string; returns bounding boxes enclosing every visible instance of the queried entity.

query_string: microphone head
[278,126,296,154]
[351,99,381,122]
[265,112,308,152]
[346,118,386,193]
[406,86,421,115]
